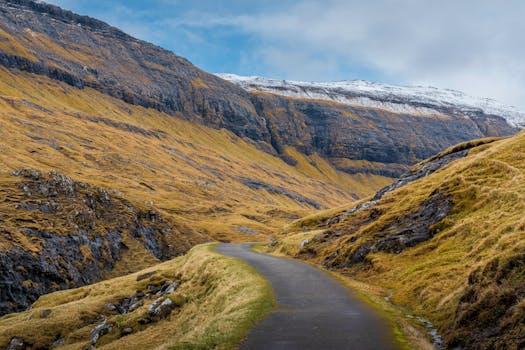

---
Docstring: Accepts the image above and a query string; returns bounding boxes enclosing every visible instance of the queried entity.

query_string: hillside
[271,133,525,349]
[0,169,207,315]
[220,74,521,177]
[0,0,520,179]
[0,0,397,321]
[0,244,274,350]
[0,63,389,314]
[0,66,379,239]
[0,1,524,348]
[218,74,525,128]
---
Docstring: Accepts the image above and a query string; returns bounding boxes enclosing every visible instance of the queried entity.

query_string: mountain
[270,133,525,349]
[217,74,525,128]
[0,1,523,348]
[219,74,521,176]
[0,0,520,180]
[0,0,384,317]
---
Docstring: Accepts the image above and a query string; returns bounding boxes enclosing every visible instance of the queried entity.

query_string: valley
[0,0,524,349]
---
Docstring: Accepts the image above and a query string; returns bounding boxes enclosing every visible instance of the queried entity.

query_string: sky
[46,0,525,109]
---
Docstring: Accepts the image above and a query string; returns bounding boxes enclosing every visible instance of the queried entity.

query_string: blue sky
[47,0,525,109]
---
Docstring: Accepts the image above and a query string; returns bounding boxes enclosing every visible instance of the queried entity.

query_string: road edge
[251,242,434,350]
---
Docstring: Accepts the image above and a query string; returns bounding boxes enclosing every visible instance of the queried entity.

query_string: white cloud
[174,0,525,108]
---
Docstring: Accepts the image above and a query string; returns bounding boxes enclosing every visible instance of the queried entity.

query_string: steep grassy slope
[0,244,274,350]
[0,67,387,241]
[0,0,518,180]
[271,133,525,349]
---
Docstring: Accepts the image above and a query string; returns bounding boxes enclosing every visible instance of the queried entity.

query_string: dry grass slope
[0,244,275,350]
[0,67,391,242]
[271,133,525,349]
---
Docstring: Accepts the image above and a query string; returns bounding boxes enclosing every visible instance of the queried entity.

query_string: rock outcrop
[249,93,514,176]
[0,169,205,315]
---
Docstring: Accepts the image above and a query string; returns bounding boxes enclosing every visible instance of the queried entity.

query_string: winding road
[216,243,401,350]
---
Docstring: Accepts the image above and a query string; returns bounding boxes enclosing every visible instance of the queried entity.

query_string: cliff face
[0,169,206,315]
[0,0,520,178]
[249,93,516,176]
[0,0,267,141]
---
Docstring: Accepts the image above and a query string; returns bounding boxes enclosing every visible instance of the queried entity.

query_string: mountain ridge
[0,0,519,180]
[218,73,525,128]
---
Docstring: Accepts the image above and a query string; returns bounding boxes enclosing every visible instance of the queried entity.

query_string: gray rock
[120,328,133,336]
[128,300,143,313]
[136,271,156,282]
[40,309,51,318]
[90,319,112,345]
[299,239,309,249]
[147,297,175,320]
[137,318,151,325]
[345,192,453,265]
[52,337,66,347]
[147,298,163,317]
[234,226,258,235]
[104,303,117,312]
[158,281,179,296]
[163,282,179,295]
[6,337,25,350]
[147,284,161,294]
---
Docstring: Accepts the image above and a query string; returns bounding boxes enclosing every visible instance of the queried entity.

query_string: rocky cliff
[0,169,206,315]
[218,74,525,128]
[0,0,520,178]
[248,93,515,176]
[0,0,267,140]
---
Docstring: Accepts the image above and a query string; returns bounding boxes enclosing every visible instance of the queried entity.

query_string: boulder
[120,328,133,336]
[299,239,309,249]
[90,319,112,345]
[6,338,25,350]
[39,309,51,318]
[147,297,175,320]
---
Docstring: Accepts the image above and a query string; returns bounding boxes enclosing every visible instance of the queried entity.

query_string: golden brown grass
[0,244,275,349]
[273,131,525,347]
[255,230,325,257]
[0,67,390,242]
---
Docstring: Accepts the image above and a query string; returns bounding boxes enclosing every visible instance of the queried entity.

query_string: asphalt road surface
[215,243,401,350]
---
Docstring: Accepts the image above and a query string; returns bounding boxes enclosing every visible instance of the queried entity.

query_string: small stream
[384,292,444,349]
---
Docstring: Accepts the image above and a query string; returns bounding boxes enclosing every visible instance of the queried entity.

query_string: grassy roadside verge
[0,243,275,350]
[252,240,433,350]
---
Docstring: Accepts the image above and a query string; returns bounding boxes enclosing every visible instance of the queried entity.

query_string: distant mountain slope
[0,0,519,179]
[273,133,525,349]
[0,66,373,240]
[218,74,525,128]
[0,0,269,141]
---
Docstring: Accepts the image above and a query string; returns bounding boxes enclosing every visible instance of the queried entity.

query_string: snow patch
[216,73,525,128]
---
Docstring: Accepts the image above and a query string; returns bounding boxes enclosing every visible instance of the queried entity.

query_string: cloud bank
[46,0,525,109]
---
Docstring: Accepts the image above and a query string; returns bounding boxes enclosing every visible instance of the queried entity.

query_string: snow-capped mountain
[217,73,525,128]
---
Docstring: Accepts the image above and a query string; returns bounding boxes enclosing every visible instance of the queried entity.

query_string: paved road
[215,243,401,350]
